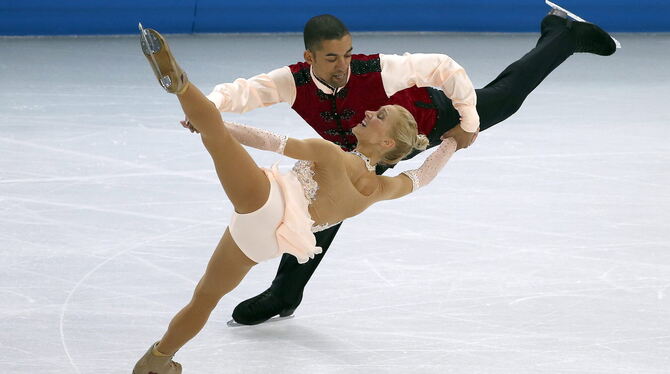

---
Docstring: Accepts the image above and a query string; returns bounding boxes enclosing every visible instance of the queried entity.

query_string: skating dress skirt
[229,161,327,264]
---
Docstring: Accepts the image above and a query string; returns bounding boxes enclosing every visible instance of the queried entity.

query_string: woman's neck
[352,145,382,171]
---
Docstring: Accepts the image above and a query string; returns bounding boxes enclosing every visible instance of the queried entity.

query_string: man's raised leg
[475,8,616,131]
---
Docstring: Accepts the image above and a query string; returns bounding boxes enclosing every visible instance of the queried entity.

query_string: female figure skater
[133,27,465,374]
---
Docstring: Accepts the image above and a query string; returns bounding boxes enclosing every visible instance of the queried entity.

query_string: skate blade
[138,23,162,54]
[138,23,175,91]
[226,315,295,327]
[545,0,621,49]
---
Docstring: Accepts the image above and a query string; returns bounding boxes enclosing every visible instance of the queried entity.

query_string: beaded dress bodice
[292,160,319,203]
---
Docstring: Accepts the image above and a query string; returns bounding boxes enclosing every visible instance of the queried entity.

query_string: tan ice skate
[139,23,189,94]
[132,342,182,374]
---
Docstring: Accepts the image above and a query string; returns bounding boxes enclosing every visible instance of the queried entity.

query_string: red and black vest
[289,54,438,152]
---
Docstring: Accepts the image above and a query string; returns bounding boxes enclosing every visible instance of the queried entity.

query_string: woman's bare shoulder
[284,138,343,164]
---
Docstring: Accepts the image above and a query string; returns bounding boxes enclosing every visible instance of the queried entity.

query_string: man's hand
[180,117,200,134]
[440,125,479,150]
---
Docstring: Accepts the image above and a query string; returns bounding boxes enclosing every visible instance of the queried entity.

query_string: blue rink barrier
[1,0,668,36]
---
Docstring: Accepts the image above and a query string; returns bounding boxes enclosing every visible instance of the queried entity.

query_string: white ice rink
[1,31,669,373]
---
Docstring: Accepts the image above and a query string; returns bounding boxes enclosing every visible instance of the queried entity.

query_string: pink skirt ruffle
[266,164,322,264]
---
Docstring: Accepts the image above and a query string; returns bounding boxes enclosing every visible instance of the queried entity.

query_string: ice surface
[1,31,669,373]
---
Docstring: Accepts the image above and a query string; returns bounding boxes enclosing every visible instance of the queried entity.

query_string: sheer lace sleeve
[401,138,457,192]
[223,121,288,154]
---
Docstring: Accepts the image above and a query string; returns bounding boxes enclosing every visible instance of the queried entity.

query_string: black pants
[269,15,576,306]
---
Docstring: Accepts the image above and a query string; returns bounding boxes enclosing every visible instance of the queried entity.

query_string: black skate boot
[230,223,342,325]
[545,0,620,56]
[230,287,299,325]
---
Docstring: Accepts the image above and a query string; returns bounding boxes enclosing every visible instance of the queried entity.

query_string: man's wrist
[457,106,479,132]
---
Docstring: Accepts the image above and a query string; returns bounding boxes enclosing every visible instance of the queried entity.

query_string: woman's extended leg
[135,27,271,371]
[140,26,269,214]
[155,228,256,355]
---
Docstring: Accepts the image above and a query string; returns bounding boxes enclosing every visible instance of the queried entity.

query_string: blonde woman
[133,27,465,374]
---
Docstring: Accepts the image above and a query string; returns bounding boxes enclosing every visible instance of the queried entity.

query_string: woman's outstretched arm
[223,121,288,154]
[376,137,458,201]
[218,121,341,163]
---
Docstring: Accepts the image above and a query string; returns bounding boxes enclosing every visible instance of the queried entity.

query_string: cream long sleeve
[206,66,296,113]
[379,53,479,132]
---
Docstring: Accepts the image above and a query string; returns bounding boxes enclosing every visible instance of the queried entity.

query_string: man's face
[304,34,353,89]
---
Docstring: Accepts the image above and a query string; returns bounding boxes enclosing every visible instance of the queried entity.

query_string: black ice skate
[546,0,621,56]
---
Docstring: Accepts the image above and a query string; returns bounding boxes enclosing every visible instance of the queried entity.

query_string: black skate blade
[226,314,295,327]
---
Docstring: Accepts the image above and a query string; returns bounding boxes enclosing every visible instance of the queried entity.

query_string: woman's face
[352,105,398,146]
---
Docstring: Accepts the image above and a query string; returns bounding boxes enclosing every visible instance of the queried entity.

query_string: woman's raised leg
[140,26,269,214]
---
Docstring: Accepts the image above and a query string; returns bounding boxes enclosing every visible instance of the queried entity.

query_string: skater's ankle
[175,80,190,96]
[152,342,173,357]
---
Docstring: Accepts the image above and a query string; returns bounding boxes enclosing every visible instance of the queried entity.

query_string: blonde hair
[380,105,430,165]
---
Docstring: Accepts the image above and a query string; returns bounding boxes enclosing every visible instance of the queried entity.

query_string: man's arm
[205,66,297,113]
[380,53,479,147]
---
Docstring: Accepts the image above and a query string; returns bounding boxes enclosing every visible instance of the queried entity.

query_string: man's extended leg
[428,10,616,139]
[231,223,342,325]
[476,10,615,130]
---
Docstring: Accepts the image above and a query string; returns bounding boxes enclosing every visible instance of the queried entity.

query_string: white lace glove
[223,121,288,154]
[402,137,457,192]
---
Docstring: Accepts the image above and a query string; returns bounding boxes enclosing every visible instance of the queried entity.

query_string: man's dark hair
[303,14,350,51]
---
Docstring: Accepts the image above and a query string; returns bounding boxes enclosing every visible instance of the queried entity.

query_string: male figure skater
[187,4,617,325]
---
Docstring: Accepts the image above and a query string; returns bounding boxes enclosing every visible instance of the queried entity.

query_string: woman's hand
[180,117,200,133]
[440,125,478,150]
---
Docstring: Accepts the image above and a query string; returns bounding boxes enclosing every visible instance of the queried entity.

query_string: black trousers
[269,15,576,306]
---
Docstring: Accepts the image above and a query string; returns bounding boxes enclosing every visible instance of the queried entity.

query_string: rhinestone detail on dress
[311,221,340,233]
[292,160,318,203]
[292,160,342,233]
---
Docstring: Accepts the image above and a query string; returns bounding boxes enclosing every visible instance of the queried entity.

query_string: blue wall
[1,0,668,36]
